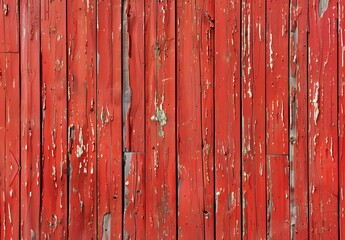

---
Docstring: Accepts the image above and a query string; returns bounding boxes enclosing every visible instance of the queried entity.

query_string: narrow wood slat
[200,0,215,238]
[123,153,145,238]
[0,54,5,240]
[40,0,68,237]
[20,0,41,238]
[177,0,204,238]
[308,0,338,238]
[123,0,145,152]
[241,0,266,238]
[0,0,19,52]
[289,0,309,238]
[145,0,177,238]
[97,0,123,238]
[67,0,97,237]
[266,0,289,155]
[267,155,290,238]
[339,0,345,238]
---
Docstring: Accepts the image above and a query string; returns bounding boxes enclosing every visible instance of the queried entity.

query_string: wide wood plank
[241,0,266,238]
[97,0,123,238]
[20,0,41,238]
[145,0,177,238]
[215,0,241,239]
[177,0,204,238]
[308,0,338,238]
[40,0,68,238]
[67,0,97,237]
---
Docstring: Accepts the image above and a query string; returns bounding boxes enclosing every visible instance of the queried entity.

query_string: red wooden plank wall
[1,0,345,239]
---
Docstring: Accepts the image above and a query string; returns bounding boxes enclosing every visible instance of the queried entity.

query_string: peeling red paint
[1,0,345,239]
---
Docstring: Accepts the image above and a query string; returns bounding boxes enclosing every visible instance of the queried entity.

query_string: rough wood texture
[177,0,204,238]
[0,54,20,240]
[215,0,241,239]
[67,0,97,237]
[97,0,123,239]
[340,0,345,238]
[123,0,145,152]
[289,0,309,238]
[2,0,345,238]
[241,0,266,238]
[40,0,68,238]
[308,0,338,238]
[201,0,215,238]
[145,0,176,238]
[123,153,145,238]
[0,0,19,52]
[20,0,41,238]
[266,0,289,155]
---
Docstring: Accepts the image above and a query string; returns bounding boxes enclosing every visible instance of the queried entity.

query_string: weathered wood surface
[1,0,345,239]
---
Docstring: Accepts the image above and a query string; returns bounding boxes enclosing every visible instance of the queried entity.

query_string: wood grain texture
[97,0,123,239]
[267,155,290,238]
[177,0,204,238]
[266,0,289,154]
[200,0,215,238]
[0,0,19,52]
[40,0,68,238]
[20,0,41,238]
[0,54,5,240]
[308,0,338,238]
[123,153,145,239]
[289,0,309,238]
[67,0,97,237]
[215,0,241,239]
[145,0,176,238]
[0,53,20,240]
[123,0,145,152]
[241,0,266,238]
[339,0,345,238]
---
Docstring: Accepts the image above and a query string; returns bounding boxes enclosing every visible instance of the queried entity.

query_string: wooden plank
[308,0,338,238]
[97,0,123,239]
[241,0,266,238]
[67,0,97,238]
[215,0,241,239]
[267,155,290,238]
[145,0,176,238]
[177,0,204,238]
[123,153,145,238]
[0,54,20,240]
[123,0,145,152]
[266,0,289,154]
[200,0,215,238]
[289,0,309,238]
[40,0,68,238]
[340,0,345,238]
[20,0,41,238]
[0,0,19,52]
[0,54,5,240]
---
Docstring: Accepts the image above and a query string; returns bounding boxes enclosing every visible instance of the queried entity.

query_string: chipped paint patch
[151,93,167,138]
